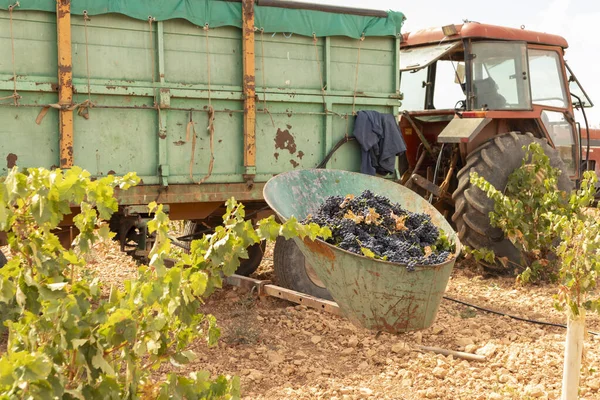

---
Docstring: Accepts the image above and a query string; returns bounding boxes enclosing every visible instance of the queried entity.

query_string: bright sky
[300,0,600,127]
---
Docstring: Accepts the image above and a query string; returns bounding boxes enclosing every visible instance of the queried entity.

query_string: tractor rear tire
[273,237,333,300]
[452,132,573,272]
[182,220,265,277]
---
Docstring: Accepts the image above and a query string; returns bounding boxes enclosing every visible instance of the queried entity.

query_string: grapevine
[303,190,455,270]
[0,166,331,399]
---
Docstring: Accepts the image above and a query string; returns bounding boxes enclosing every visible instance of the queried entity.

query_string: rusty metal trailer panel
[0,1,403,216]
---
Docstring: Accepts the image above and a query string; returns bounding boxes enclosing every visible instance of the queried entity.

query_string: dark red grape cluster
[303,190,454,270]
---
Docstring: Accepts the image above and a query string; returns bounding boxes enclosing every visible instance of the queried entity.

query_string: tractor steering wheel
[454,100,466,114]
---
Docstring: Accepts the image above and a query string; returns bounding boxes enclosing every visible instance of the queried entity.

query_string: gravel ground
[55,241,600,399]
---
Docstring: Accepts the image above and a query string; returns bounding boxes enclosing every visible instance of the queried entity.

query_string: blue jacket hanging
[353,110,406,176]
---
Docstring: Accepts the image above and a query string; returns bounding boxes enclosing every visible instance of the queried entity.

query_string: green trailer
[0,0,404,296]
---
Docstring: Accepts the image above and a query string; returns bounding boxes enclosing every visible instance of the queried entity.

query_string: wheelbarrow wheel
[273,237,333,301]
[452,132,573,272]
[182,221,265,276]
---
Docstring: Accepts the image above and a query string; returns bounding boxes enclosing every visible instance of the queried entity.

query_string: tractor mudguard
[437,117,492,144]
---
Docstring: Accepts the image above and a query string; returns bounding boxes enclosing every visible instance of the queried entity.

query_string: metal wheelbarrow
[263,169,461,333]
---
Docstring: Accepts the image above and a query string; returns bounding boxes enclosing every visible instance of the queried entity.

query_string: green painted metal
[263,169,461,333]
[0,9,402,208]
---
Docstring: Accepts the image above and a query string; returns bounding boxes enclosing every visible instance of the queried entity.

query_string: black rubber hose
[317,136,356,169]
[571,92,590,172]
[443,295,599,336]
[429,143,445,203]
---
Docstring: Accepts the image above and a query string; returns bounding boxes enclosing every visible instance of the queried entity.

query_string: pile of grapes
[303,190,454,270]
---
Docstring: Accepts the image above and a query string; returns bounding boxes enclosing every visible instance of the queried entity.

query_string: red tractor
[397,22,593,269]
[581,128,600,176]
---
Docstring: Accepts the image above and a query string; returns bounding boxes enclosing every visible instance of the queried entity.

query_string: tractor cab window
[400,42,461,71]
[470,42,531,110]
[433,60,467,109]
[565,63,594,108]
[541,110,576,176]
[528,49,569,109]
[399,42,465,111]
[399,68,428,111]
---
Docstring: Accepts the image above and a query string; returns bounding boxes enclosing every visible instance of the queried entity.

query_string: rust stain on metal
[290,159,299,168]
[303,238,335,261]
[242,0,253,17]
[243,74,256,91]
[158,131,167,139]
[106,85,116,90]
[297,151,305,159]
[6,153,17,169]
[107,170,116,175]
[274,128,297,154]
[58,64,72,75]
[286,124,292,129]
[274,152,279,160]
[367,270,380,277]
[371,297,421,332]
[173,140,186,146]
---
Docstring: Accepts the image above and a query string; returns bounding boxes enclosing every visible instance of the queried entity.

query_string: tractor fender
[437,116,492,144]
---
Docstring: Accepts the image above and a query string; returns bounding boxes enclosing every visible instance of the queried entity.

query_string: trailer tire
[452,132,573,272]
[273,237,333,301]
[182,221,265,276]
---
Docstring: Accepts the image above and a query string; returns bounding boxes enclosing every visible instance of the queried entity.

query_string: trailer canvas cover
[1,0,405,39]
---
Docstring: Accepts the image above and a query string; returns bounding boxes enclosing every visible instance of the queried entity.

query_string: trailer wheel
[273,237,333,300]
[182,221,265,276]
[0,250,6,268]
[452,132,573,272]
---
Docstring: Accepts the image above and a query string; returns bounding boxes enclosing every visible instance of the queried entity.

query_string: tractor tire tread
[451,131,573,271]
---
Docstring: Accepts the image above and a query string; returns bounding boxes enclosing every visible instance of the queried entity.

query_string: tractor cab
[397,22,595,271]
[398,22,593,180]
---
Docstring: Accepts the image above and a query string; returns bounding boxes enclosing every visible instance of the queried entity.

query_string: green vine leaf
[470,142,600,316]
[0,165,334,399]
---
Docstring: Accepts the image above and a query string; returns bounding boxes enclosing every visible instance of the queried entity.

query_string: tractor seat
[473,77,507,110]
